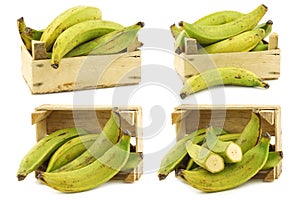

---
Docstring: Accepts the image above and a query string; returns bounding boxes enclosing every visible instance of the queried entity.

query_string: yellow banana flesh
[180,67,269,99]
[40,6,102,51]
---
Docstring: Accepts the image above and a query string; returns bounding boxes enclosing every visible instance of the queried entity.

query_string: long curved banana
[55,110,121,172]
[51,20,123,68]
[180,67,269,99]
[177,133,271,192]
[185,140,225,173]
[40,6,102,51]
[236,112,261,153]
[16,128,88,181]
[66,22,144,57]
[203,28,265,54]
[158,129,206,180]
[46,134,99,172]
[179,4,267,45]
[37,132,131,193]
[205,126,242,163]
[17,17,32,51]
[193,10,244,25]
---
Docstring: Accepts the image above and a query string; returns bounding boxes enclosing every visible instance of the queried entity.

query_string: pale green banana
[24,27,43,40]
[46,134,99,172]
[236,112,261,153]
[177,133,271,192]
[193,10,244,25]
[55,110,121,172]
[121,152,143,172]
[185,140,225,173]
[255,20,273,39]
[262,151,283,171]
[158,129,206,180]
[251,20,273,51]
[251,43,268,51]
[203,28,265,54]
[205,126,242,163]
[180,67,269,99]
[51,20,123,68]
[40,6,102,51]
[37,133,131,193]
[179,4,267,45]
[66,22,144,57]
[16,128,88,181]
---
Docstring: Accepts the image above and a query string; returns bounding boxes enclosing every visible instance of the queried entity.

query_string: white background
[1,0,299,199]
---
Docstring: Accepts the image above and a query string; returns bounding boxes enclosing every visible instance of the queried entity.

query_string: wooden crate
[174,33,280,81]
[172,104,282,182]
[21,39,141,94]
[31,104,143,183]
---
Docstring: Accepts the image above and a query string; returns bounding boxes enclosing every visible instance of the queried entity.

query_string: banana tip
[178,21,184,27]
[51,64,59,69]
[158,174,167,181]
[262,4,268,10]
[17,174,26,181]
[174,169,184,177]
[266,20,273,25]
[180,93,187,99]
[137,21,145,28]
[264,83,270,89]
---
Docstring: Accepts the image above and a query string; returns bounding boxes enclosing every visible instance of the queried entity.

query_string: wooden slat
[31,110,52,124]
[184,38,197,55]
[21,45,141,94]
[269,32,279,50]
[32,40,47,60]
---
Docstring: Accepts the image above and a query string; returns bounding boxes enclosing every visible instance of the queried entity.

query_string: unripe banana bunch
[158,113,283,192]
[17,111,141,193]
[17,5,144,69]
[171,4,274,54]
